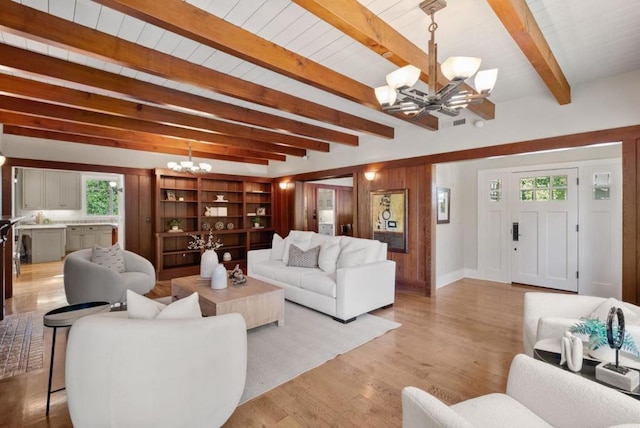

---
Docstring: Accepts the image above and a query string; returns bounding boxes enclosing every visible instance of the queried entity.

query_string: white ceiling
[1,0,639,158]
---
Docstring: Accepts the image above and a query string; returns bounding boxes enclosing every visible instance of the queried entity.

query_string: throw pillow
[270,233,286,260]
[282,232,314,263]
[590,297,640,325]
[318,238,341,273]
[91,243,125,273]
[287,244,320,268]
[127,290,202,320]
[337,247,366,269]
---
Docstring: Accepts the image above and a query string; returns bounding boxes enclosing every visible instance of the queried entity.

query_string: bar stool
[43,301,111,415]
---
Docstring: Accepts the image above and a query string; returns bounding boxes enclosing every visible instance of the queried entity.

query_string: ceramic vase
[200,249,218,278]
[211,264,227,289]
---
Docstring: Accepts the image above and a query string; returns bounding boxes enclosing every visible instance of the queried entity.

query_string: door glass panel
[535,176,550,188]
[489,179,501,202]
[520,190,534,201]
[552,188,568,200]
[535,189,550,201]
[520,178,534,189]
[552,175,568,187]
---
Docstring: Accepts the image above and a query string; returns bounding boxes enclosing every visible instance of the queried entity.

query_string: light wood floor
[0,261,542,427]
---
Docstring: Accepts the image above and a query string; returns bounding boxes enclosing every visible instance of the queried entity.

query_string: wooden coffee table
[171,275,284,329]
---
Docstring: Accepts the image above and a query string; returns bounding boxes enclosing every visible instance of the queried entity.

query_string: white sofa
[523,292,640,357]
[248,231,396,322]
[402,354,640,428]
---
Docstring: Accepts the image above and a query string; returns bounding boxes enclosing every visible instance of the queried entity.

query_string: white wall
[435,162,465,288]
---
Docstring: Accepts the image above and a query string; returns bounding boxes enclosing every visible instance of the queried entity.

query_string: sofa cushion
[283,231,315,263]
[318,238,341,273]
[339,236,385,264]
[300,272,337,298]
[590,298,640,325]
[337,247,366,269]
[252,260,286,280]
[287,244,320,268]
[91,243,125,273]
[273,265,322,287]
[270,233,286,260]
[127,290,202,320]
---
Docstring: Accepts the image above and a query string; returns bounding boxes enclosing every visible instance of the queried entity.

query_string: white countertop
[16,223,118,230]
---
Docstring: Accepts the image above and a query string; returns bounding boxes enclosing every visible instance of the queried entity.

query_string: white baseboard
[436,269,465,289]
[463,268,482,279]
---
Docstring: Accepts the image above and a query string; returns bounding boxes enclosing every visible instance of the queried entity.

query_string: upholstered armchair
[65,311,247,428]
[523,292,640,357]
[402,354,640,428]
[63,248,156,305]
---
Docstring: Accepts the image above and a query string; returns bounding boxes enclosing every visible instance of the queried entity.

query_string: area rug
[0,312,44,379]
[241,301,400,404]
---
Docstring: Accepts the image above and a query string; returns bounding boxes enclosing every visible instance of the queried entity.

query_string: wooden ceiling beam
[486,0,571,105]
[0,95,305,157]
[0,44,355,147]
[92,0,437,131]
[3,126,269,165]
[0,112,286,162]
[0,1,394,138]
[292,0,496,121]
[0,74,328,153]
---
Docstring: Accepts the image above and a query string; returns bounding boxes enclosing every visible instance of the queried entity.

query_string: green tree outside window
[86,179,119,216]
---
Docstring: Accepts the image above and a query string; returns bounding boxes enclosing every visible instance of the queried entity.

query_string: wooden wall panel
[622,138,639,303]
[356,166,432,296]
[124,173,154,262]
[336,186,353,234]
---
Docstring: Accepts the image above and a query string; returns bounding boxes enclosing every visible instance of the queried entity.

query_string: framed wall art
[437,187,451,224]
[370,189,408,253]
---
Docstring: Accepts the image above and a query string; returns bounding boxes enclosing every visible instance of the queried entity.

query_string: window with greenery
[519,175,568,202]
[86,179,119,216]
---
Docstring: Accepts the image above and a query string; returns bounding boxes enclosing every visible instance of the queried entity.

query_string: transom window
[519,175,568,201]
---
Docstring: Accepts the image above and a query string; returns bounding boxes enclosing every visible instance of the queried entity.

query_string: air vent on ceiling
[453,118,466,126]
[441,118,467,128]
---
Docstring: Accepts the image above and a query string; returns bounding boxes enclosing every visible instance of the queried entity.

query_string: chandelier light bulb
[374,85,397,106]
[386,65,421,89]
[167,161,178,169]
[474,68,499,94]
[440,57,481,81]
[199,163,212,172]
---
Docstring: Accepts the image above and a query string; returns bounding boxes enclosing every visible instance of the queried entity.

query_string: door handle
[512,223,519,241]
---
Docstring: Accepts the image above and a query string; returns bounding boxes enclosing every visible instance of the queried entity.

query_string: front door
[510,168,578,291]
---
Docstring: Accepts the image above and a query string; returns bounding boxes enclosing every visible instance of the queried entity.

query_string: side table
[534,338,640,399]
[43,301,111,415]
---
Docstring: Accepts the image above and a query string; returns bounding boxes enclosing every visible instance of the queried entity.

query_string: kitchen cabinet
[45,171,81,209]
[22,169,44,209]
[66,225,114,252]
[20,226,66,263]
[21,169,81,210]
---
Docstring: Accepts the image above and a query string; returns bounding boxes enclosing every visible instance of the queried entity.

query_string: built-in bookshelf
[155,169,274,280]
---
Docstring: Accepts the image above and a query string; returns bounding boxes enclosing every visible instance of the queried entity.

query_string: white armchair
[65,311,247,428]
[402,354,640,428]
[63,248,156,305]
[523,292,640,357]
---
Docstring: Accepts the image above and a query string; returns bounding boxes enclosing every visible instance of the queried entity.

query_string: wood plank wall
[355,167,433,296]
[1,158,153,299]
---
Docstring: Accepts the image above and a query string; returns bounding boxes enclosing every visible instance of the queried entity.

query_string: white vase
[200,249,218,278]
[211,264,227,289]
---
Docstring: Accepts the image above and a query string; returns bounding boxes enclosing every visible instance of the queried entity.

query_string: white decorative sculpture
[560,331,583,372]
[211,264,227,289]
